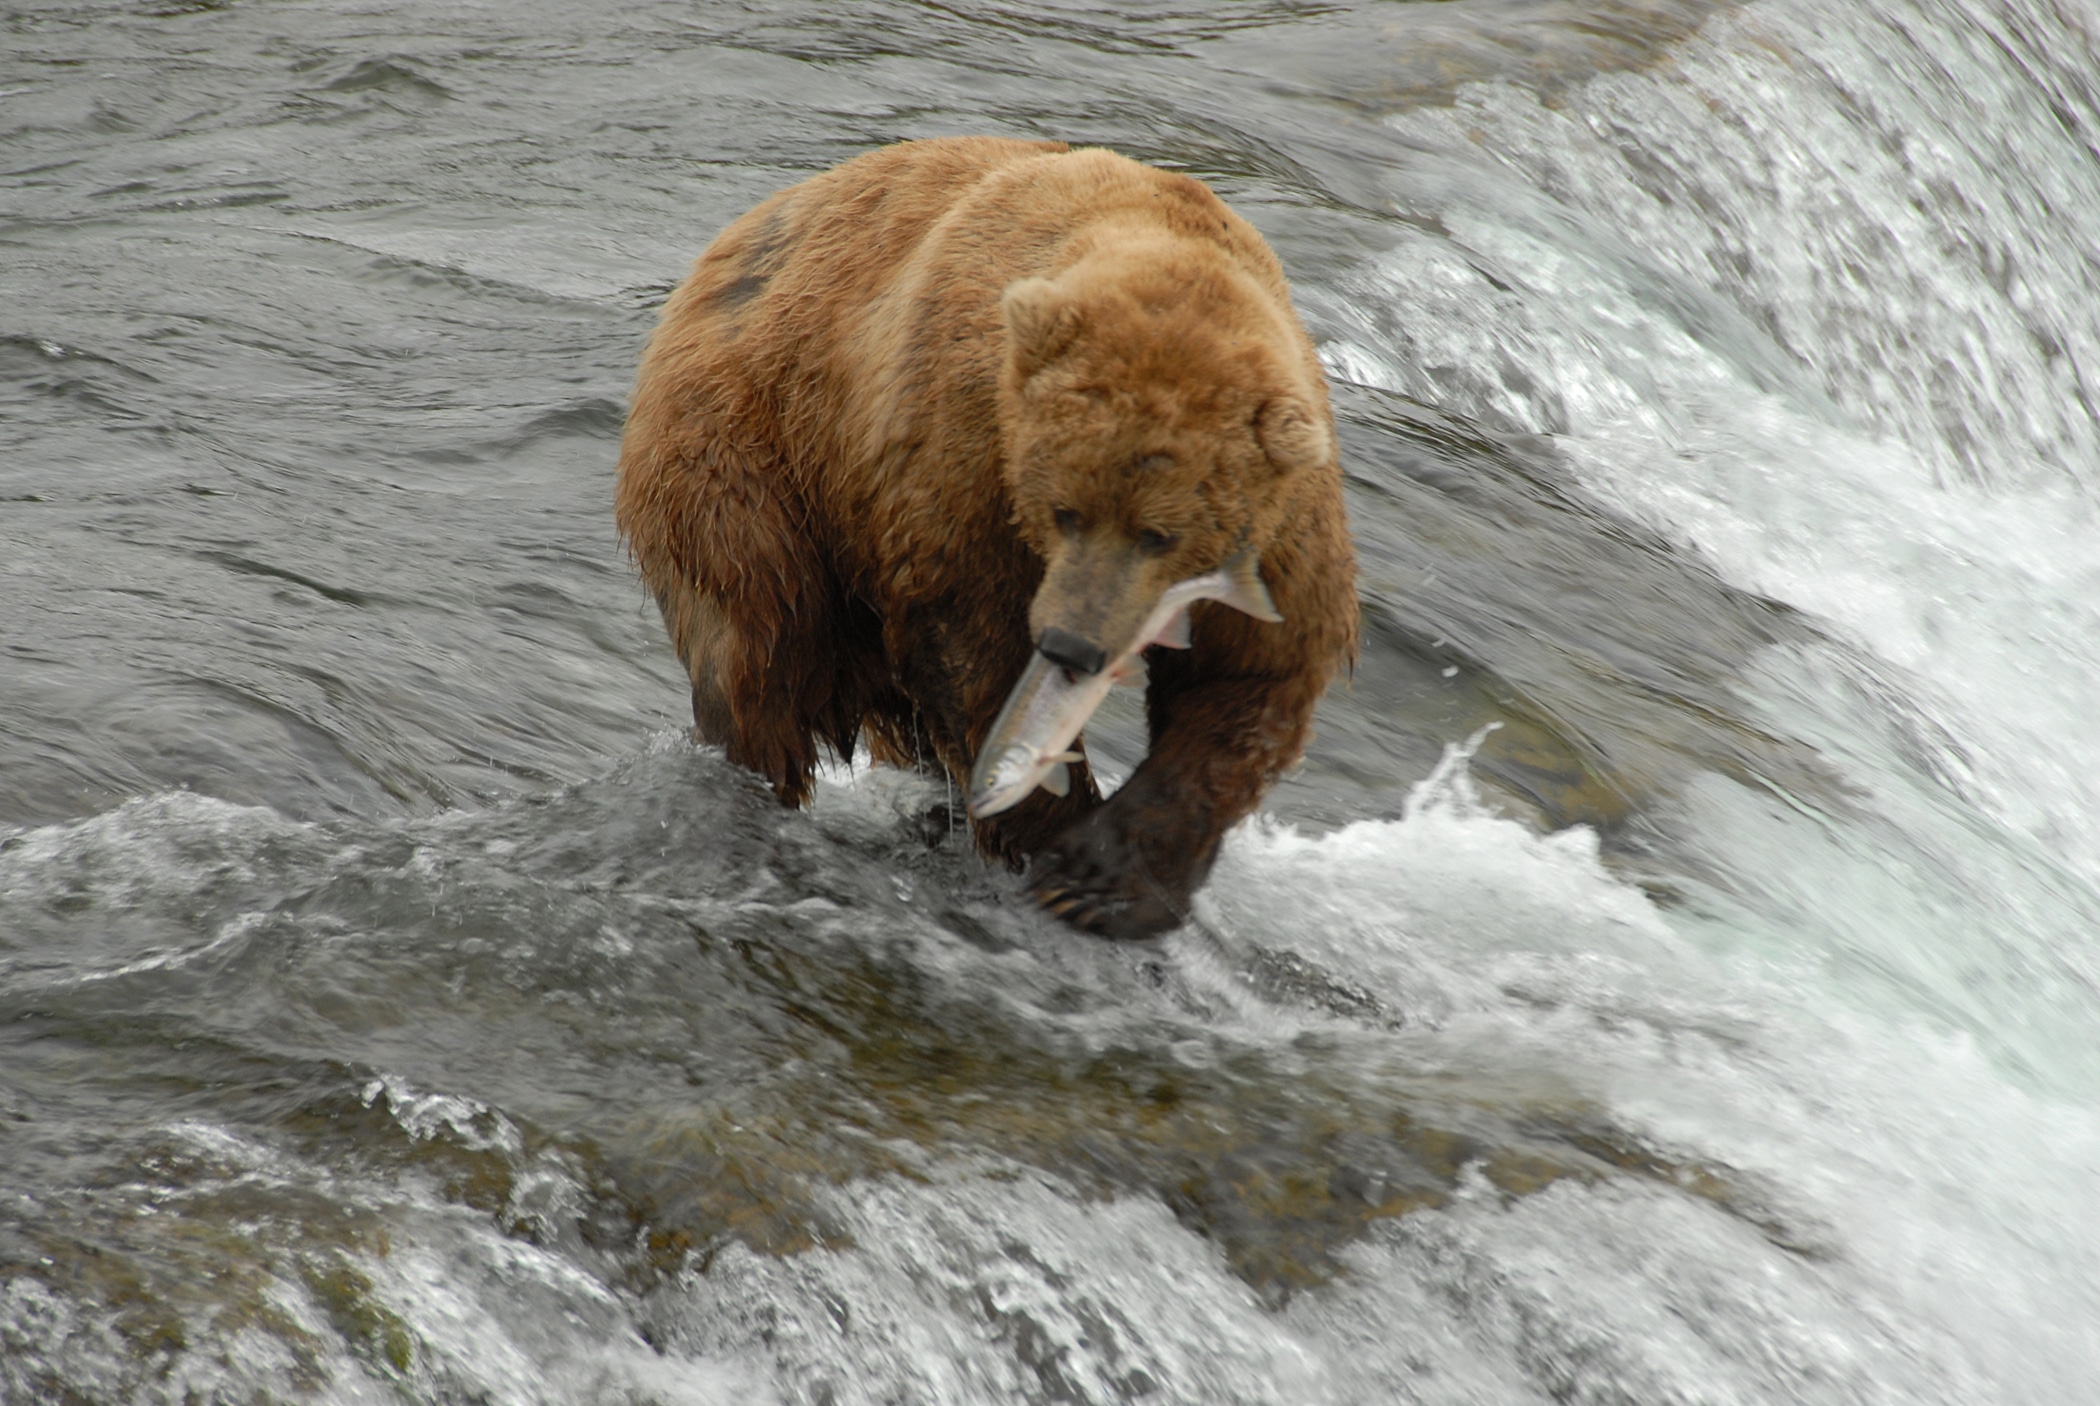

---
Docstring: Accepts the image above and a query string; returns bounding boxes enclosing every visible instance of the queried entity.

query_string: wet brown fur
[615,137,1357,937]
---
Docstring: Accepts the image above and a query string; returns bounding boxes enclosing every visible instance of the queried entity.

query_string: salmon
[967,550,1283,818]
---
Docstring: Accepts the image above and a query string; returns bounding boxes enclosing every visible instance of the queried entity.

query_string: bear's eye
[1135,528,1178,557]
[1052,507,1083,536]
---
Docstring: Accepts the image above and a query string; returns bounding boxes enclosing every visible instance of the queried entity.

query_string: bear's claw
[1032,882,1137,935]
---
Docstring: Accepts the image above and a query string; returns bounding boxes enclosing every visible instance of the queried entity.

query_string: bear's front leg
[1026,764,1217,936]
[1027,671,1312,938]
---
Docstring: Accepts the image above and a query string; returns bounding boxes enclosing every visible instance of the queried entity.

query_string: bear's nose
[1037,626,1108,677]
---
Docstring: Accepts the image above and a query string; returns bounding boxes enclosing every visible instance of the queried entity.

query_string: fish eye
[1136,528,1177,556]
[1053,507,1083,536]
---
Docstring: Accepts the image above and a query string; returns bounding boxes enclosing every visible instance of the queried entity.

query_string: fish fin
[1114,655,1149,688]
[1221,548,1284,623]
[1155,608,1192,650]
[1041,761,1071,797]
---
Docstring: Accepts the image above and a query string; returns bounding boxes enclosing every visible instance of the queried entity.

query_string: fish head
[967,739,1051,818]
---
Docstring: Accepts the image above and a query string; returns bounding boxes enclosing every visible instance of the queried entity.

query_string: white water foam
[1314,0,2100,1091]
[1193,733,2100,1403]
[654,1168,1325,1406]
[1279,0,2100,1387]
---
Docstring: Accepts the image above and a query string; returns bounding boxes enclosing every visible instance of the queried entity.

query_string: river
[4,1,2098,1401]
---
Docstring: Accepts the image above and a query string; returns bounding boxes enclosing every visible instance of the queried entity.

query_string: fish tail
[1222,548,1284,622]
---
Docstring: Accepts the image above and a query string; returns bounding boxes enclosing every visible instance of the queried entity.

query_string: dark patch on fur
[745,205,794,272]
[711,272,769,309]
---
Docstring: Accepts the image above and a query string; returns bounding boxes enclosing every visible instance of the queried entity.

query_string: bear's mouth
[970,550,1281,817]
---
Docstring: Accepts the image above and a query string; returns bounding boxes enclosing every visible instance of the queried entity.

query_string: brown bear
[615,137,1357,938]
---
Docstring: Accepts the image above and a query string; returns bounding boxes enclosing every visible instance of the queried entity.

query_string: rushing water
[5,1,2099,1401]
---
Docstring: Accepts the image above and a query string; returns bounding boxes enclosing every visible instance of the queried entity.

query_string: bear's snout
[1028,529,1170,673]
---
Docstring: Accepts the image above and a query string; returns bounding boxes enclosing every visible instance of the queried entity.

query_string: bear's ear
[1256,396,1332,476]
[1003,277,1084,382]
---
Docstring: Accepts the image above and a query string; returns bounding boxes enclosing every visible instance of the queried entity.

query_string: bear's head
[997,235,1333,675]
